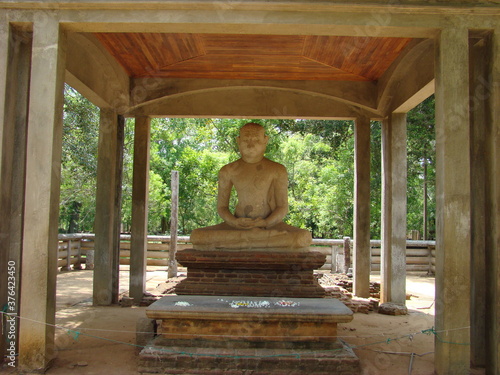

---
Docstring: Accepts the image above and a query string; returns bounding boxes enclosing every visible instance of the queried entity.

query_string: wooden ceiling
[94,33,412,81]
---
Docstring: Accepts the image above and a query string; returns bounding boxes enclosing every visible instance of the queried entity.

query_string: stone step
[138,339,360,375]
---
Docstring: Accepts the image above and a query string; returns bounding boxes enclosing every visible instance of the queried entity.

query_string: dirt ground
[23,267,439,374]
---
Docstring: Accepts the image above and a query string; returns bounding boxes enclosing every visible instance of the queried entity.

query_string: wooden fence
[57,234,436,274]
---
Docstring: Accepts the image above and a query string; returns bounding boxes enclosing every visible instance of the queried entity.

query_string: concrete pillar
[485,27,500,375]
[130,116,151,303]
[0,26,31,363]
[0,21,7,145]
[112,115,125,304]
[0,19,9,363]
[380,113,407,305]
[434,27,471,375]
[469,33,488,369]
[18,18,66,371]
[353,116,371,298]
[93,109,121,305]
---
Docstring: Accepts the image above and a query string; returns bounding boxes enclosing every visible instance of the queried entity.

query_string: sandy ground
[19,267,439,374]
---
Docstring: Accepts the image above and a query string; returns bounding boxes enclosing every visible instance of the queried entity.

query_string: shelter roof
[94,33,412,82]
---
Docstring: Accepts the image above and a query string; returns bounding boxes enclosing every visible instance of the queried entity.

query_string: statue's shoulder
[262,158,287,173]
[219,159,242,174]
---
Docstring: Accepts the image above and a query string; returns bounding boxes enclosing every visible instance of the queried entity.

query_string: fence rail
[58,234,436,274]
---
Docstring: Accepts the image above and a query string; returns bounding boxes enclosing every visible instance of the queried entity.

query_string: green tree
[407,96,436,239]
[60,87,435,240]
[59,85,100,232]
[146,118,233,234]
[370,121,382,239]
[275,129,354,238]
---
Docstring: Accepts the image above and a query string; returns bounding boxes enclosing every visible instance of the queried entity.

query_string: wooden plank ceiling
[94,33,412,81]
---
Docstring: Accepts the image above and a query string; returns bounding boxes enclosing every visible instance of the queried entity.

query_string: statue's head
[237,123,269,163]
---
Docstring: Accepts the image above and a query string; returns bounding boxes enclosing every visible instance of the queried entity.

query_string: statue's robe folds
[190,222,312,250]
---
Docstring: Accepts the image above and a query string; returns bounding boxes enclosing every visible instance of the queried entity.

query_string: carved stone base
[139,295,359,374]
[175,248,326,298]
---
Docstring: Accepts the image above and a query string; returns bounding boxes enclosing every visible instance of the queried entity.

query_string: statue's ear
[236,135,241,146]
[264,135,269,145]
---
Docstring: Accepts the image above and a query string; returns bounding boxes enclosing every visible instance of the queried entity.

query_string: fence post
[86,238,95,270]
[343,236,351,273]
[74,238,82,270]
[60,240,71,271]
[330,246,335,272]
[168,170,179,278]
[427,245,433,275]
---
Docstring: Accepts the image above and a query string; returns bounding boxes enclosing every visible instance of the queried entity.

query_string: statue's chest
[232,168,273,193]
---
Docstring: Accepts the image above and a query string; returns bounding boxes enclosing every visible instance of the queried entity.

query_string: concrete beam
[378,39,435,115]
[380,113,407,305]
[51,8,500,36]
[1,0,498,11]
[130,78,378,113]
[130,116,151,303]
[65,33,129,111]
[128,87,381,120]
[18,17,66,371]
[353,116,371,298]
[0,5,498,37]
[434,27,471,375]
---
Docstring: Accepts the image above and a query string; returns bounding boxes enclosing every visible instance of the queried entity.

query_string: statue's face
[237,126,269,163]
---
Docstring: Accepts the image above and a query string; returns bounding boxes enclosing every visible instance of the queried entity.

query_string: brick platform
[175,248,326,297]
[139,295,360,374]
[138,339,360,375]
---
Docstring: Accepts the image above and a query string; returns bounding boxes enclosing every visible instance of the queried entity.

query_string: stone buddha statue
[190,122,312,250]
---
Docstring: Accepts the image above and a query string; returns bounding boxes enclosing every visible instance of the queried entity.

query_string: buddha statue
[190,122,312,250]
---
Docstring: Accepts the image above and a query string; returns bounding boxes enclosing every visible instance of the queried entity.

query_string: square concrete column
[484,27,500,375]
[130,116,151,303]
[380,113,407,305]
[18,18,66,371]
[353,116,371,298]
[93,109,122,305]
[0,26,31,362]
[469,33,489,369]
[0,19,9,363]
[112,115,125,304]
[434,27,471,375]
[0,21,7,143]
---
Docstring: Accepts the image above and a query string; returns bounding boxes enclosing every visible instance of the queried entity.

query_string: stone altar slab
[140,295,359,374]
[146,295,352,343]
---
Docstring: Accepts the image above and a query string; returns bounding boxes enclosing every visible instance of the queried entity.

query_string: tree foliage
[60,87,436,240]
[406,96,436,239]
[59,85,99,232]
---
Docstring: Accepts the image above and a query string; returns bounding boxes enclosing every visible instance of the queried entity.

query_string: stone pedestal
[139,295,360,374]
[175,248,326,298]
